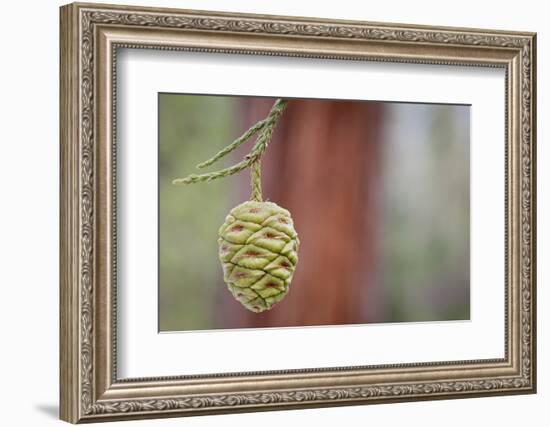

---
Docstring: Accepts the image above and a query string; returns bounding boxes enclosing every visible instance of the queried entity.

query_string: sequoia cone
[218,200,299,312]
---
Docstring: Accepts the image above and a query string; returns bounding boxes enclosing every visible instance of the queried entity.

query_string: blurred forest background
[159,94,470,331]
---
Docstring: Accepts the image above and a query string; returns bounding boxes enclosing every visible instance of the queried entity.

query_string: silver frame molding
[60,2,537,423]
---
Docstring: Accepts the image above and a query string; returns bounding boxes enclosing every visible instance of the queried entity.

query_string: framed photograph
[59,2,537,423]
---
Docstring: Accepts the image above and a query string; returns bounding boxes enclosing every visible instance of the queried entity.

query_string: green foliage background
[159,94,236,330]
[380,105,470,322]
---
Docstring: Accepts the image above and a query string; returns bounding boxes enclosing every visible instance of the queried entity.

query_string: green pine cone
[218,200,299,313]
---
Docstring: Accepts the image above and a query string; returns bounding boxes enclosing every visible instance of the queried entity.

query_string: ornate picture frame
[60,2,536,423]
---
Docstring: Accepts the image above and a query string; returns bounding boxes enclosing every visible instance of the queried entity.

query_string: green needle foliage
[173,98,288,202]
